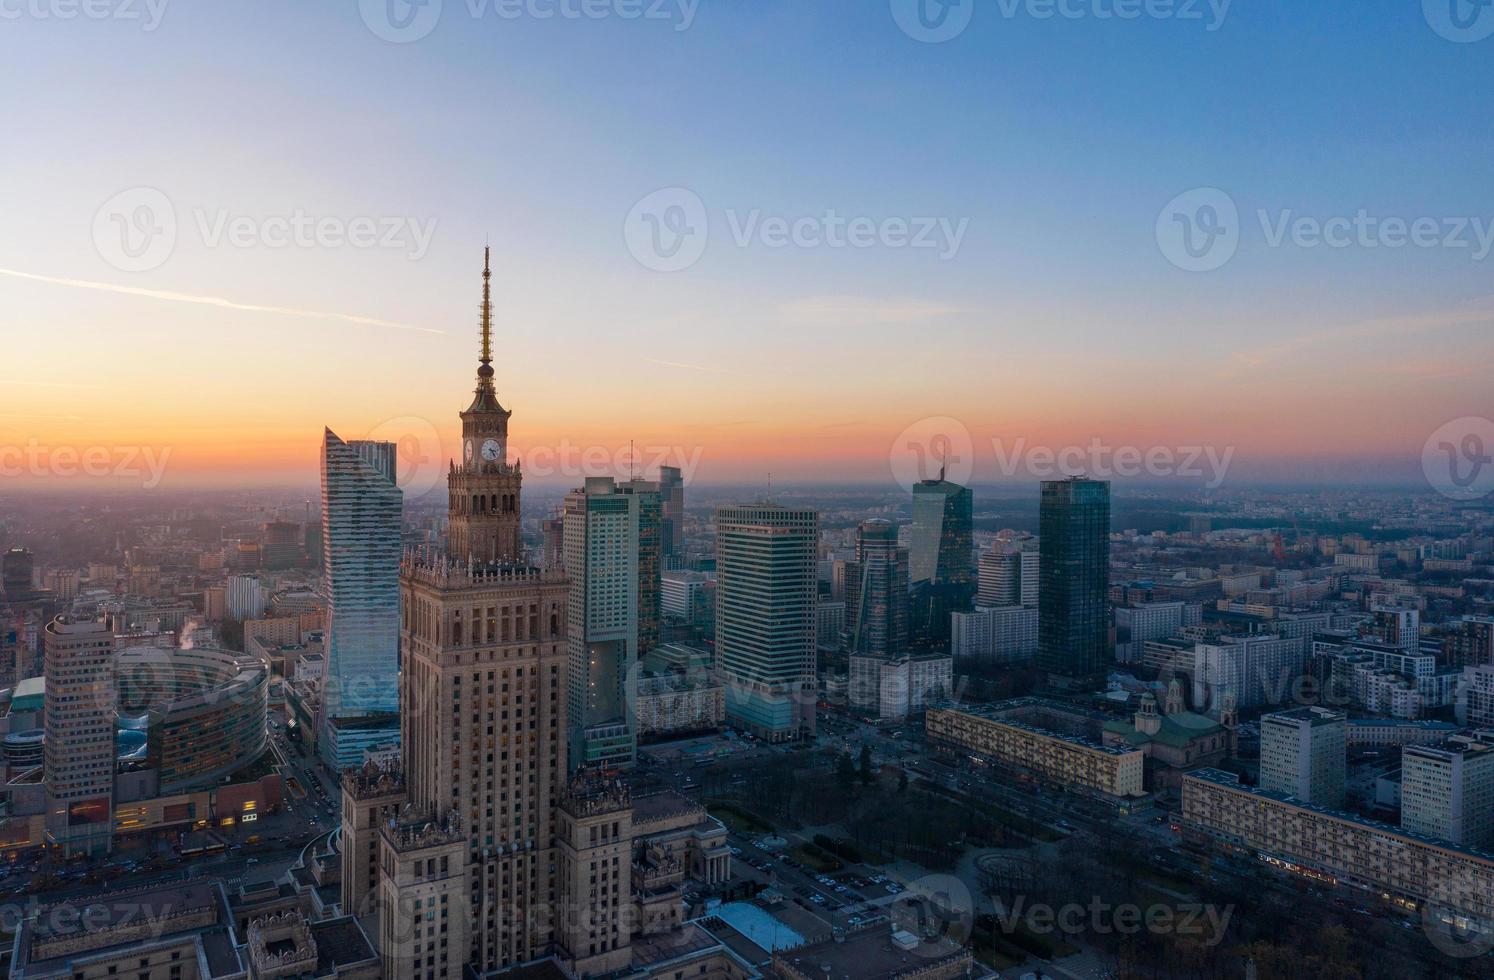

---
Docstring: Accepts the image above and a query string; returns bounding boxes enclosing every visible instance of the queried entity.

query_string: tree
[836,751,855,788]
[858,744,874,785]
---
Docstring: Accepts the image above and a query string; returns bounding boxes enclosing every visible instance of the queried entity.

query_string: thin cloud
[1222,305,1494,378]
[779,295,967,327]
[642,357,723,373]
[4,380,103,390]
[0,412,84,421]
[0,267,444,336]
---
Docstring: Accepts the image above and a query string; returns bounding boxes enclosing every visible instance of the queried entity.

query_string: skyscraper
[565,477,642,771]
[447,255,522,564]
[849,518,909,657]
[715,504,818,741]
[3,547,34,603]
[43,616,115,857]
[909,476,974,649]
[1037,477,1111,687]
[342,250,628,978]
[320,429,402,769]
[658,464,685,558]
[619,477,663,655]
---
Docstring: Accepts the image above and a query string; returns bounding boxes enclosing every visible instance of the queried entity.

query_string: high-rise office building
[658,464,685,557]
[909,477,974,649]
[1036,477,1111,687]
[43,616,115,857]
[715,504,818,741]
[564,477,642,771]
[342,251,630,978]
[2,548,34,603]
[849,518,909,658]
[320,429,402,769]
[619,478,663,655]
[1401,734,1494,848]
[1259,706,1346,807]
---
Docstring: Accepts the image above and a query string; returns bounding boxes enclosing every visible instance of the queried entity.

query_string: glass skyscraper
[849,518,910,657]
[909,477,975,649]
[1036,477,1111,687]
[319,428,403,769]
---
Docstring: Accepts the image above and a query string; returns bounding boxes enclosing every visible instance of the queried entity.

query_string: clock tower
[448,248,523,562]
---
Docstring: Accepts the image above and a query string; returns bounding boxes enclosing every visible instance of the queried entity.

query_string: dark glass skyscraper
[850,518,909,657]
[909,478,974,649]
[1037,477,1111,686]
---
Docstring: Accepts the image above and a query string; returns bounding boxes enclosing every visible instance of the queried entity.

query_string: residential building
[1183,768,1494,933]
[950,604,1037,663]
[1259,706,1346,807]
[1402,734,1494,848]
[926,700,1144,800]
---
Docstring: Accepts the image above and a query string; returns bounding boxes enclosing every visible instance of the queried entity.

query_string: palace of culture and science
[339,253,731,980]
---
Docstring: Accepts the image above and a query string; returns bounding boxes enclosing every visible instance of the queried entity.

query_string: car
[246,858,260,865]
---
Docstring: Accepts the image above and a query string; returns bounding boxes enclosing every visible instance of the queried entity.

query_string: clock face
[481,439,502,462]
[464,440,474,462]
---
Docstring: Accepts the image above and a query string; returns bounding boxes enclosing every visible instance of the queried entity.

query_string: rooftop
[773,924,970,980]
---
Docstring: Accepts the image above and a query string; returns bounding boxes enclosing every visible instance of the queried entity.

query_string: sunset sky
[2,0,1491,493]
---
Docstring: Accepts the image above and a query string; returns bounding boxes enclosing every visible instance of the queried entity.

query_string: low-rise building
[1183,768,1494,934]
[926,699,1145,801]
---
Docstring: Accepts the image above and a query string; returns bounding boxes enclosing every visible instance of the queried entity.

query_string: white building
[850,655,951,722]
[951,605,1037,663]
[1259,706,1345,807]
[564,477,643,770]
[226,573,266,621]
[977,546,1038,608]
[1114,601,1198,665]
[1192,634,1308,711]
[1457,664,1494,729]
[1401,734,1494,848]
[660,570,712,622]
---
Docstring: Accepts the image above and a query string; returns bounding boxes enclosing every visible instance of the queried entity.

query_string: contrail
[0,267,445,336]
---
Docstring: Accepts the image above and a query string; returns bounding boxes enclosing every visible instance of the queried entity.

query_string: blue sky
[1,0,1491,487]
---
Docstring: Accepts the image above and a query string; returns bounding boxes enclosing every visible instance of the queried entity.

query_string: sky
[1,0,1491,497]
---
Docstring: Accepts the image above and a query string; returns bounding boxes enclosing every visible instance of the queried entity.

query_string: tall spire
[478,246,495,385]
